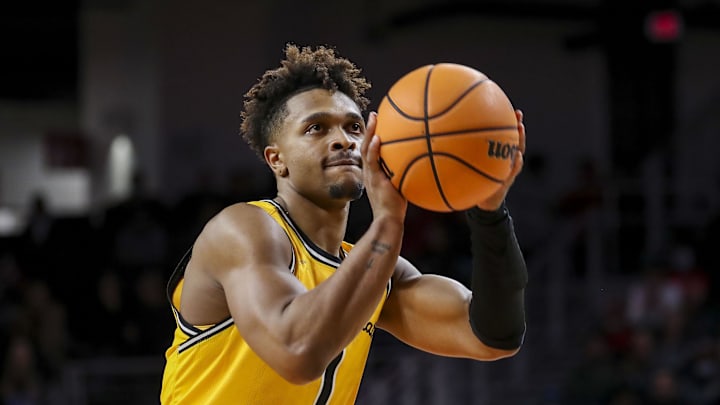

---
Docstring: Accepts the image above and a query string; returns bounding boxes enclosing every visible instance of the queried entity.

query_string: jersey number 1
[314,350,345,405]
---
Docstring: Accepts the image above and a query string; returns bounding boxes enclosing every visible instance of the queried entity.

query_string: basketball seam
[429,78,490,119]
[385,78,491,121]
[423,65,454,211]
[432,152,505,183]
[381,126,518,145]
[397,153,505,196]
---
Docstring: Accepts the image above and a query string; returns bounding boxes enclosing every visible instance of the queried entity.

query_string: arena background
[1,0,719,403]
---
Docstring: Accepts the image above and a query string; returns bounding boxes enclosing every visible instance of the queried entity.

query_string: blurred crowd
[562,245,720,405]
[0,172,275,404]
[0,164,718,405]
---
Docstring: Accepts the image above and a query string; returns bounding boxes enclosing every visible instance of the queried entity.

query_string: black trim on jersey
[173,308,201,338]
[177,317,235,353]
[166,247,191,305]
[166,248,203,336]
[166,204,299,345]
[264,200,393,297]
[314,350,345,405]
[288,243,297,275]
[265,199,344,268]
[166,248,236,353]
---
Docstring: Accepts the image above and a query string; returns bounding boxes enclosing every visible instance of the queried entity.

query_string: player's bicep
[377,257,503,360]
[377,257,469,341]
[222,257,306,333]
[200,205,308,356]
[221,253,304,333]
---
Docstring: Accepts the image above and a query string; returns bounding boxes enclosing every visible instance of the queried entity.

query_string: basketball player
[161,44,528,404]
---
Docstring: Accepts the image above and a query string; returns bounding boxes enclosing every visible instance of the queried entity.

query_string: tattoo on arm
[366,240,392,269]
[371,241,391,253]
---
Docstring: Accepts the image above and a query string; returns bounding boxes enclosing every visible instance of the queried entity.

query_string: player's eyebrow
[301,112,364,125]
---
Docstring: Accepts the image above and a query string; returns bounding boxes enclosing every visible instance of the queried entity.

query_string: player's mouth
[325,156,362,168]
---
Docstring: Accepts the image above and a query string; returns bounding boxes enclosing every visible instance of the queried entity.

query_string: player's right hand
[362,111,407,223]
[475,109,526,211]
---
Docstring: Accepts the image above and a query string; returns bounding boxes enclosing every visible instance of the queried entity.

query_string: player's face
[274,88,366,203]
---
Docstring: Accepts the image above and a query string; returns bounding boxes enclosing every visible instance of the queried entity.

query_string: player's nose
[330,129,357,151]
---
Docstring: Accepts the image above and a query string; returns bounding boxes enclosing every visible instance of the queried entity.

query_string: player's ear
[265,144,288,177]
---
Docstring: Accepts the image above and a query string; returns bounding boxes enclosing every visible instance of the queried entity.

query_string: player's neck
[274,194,349,258]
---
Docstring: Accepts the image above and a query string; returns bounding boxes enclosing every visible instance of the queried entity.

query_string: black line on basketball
[380,126,518,145]
[427,79,489,119]
[384,78,490,122]
[397,154,428,202]
[431,152,505,183]
[423,65,453,211]
[385,95,417,121]
[397,152,504,192]
[377,156,405,198]
[397,153,455,211]
[378,156,394,179]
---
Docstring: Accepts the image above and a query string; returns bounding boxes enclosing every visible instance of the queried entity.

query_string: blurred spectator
[19,281,69,383]
[224,167,275,205]
[102,172,170,283]
[126,270,175,356]
[76,271,135,357]
[0,253,23,318]
[554,158,604,276]
[16,194,55,280]
[21,194,52,248]
[666,244,709,309]
[555,158,604,218]
[508,154,554,260]
[563,332,623,404]
[396,207,472,283]
[167,171,225,270]
[111,206,169,275]
[619,328,658,394]
[600,299,635,357]
[626,263,683,331]
[654,311,693,370]
[643,368,683,405]
[0,336,41,405]
[606,385,643,405]
[680,337,720,404]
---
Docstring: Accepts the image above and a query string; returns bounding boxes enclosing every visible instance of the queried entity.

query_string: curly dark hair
[240,44,372,160]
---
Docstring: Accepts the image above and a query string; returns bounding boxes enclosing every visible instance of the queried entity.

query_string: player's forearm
[282,215,402,366]
[466,204,527,350]
[336,213,404,313]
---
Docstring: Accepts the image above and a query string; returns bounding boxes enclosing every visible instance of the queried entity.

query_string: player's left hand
[361,111,408,222]
[475,109,525,211]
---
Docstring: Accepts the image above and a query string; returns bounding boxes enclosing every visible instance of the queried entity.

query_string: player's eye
[348,122,363,134]
[306,124,323,134]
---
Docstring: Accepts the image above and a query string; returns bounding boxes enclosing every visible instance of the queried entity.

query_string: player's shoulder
[214,201,269,224]
[392,255,422,284]
[197,202,287,250]
[187,202,292,295]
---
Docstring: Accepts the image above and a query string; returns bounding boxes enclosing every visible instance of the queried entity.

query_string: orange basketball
[375,63,519,212]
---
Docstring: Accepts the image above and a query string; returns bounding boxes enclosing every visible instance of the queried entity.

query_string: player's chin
[328,180,364,201]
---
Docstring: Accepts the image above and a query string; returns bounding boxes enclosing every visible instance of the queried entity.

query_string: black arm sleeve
[466,203,528,350]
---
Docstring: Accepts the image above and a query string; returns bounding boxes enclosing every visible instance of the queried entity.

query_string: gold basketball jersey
[161,200,390,404]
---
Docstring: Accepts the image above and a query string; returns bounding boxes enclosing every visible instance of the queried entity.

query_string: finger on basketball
[515,109,526,154]
[364,135,381,170]
[361,112,377,157]
[508,151,524,183]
